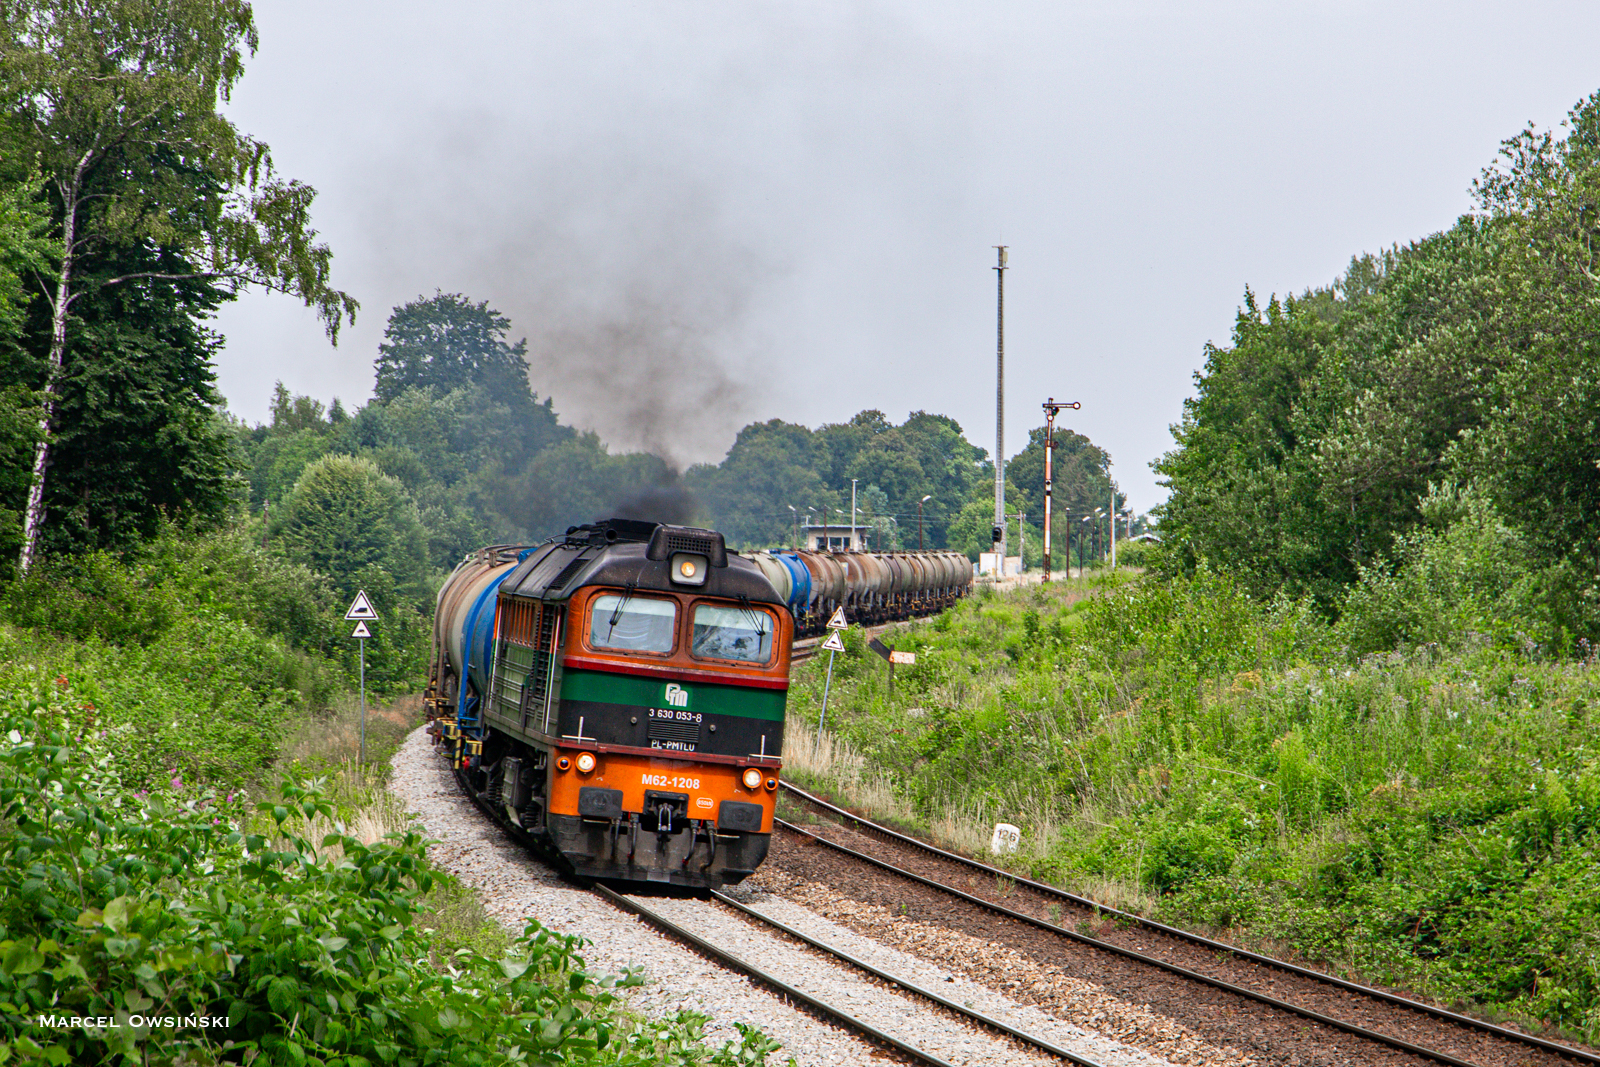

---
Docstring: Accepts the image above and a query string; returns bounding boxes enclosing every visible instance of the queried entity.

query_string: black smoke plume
[608,480,698,527]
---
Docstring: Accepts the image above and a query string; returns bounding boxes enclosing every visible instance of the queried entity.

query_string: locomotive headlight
[742,767,763,790]
[670,552,708,586]
[575,752,597,774]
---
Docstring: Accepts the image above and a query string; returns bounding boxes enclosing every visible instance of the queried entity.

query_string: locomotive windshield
[589,595,677,652]
[691,603,775,663]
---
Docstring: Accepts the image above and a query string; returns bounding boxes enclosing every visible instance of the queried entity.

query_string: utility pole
[1110,489,1117,568]
[1041,397,1081,583]
[993,245,1007,570]
[851,479,858,552]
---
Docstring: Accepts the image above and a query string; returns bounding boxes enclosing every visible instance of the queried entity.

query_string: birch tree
[0,0,357,573]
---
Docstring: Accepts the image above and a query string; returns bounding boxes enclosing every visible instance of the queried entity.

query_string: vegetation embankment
[0,536,789,1065]
[786,562,1600,1044]
[782,87,1600,1050]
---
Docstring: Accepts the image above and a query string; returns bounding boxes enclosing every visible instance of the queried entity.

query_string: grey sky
[214,1,1600,513]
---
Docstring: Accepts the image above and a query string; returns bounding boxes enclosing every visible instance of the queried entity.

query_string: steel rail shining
[780,781,1599,1066]
[709,888,1107,1067]
[775,815,1490,1067]
[593,884,961,1067]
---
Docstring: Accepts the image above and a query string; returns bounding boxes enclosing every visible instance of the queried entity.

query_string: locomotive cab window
[691,603,775,663]
[589,595,678,653]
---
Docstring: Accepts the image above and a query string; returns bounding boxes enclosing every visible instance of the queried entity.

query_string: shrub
[0,693,788,1066]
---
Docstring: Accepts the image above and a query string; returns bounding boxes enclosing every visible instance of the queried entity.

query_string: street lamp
[1094,508,1105,565]
[918,495,932,551]
[786,504,797,551]
[1080,514,1093,576]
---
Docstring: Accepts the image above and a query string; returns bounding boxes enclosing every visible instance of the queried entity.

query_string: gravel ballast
[388,727,1207,1066]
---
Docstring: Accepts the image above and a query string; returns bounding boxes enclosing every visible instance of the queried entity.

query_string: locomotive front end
[431,519,790,889]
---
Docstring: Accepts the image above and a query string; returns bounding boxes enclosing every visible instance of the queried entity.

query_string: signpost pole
[344,590,379,766]
[359,636,367,764]
[816,648,836,758]
[816,610,849,757]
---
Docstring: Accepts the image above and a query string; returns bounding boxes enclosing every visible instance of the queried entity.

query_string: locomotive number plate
[641,773,701,790]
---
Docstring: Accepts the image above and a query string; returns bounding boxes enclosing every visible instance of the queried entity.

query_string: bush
[0,693,789,1066]
[1336,486,1550,655]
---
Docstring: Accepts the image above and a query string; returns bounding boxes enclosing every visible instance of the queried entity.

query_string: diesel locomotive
[427,518,790,888]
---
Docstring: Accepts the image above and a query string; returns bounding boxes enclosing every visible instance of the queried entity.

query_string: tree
[0,0,357,573]
[274,454,429,606]
[22,241,239,556]
[373,292,531,403]
[684,419,833,548]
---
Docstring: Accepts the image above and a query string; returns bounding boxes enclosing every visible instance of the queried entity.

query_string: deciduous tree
[0,0,357,573]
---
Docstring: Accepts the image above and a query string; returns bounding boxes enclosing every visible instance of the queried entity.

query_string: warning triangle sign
[820,631,846,653]
[344,590,378,620]
[826,606,848,630]
[350,620,373,639]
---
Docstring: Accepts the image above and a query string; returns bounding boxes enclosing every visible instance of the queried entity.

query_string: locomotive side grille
[521,605,561,731]
[647,717,700,743]
[503,600,539,647]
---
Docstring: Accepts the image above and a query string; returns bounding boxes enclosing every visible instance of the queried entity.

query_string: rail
[778,781,1600,1067]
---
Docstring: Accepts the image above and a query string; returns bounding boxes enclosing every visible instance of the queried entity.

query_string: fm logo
[664,683,689,708]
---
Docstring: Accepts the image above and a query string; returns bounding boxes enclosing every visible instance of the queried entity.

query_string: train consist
[426,518,972,889]
[745,547,971,634]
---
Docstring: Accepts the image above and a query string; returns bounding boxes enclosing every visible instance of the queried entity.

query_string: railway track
[446,733,1127,1065]
[776,782,1600,1067]
[597,885,1112,1067]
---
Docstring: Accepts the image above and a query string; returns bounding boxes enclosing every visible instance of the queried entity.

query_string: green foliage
[274,454,429,607]
[0,0,356,571]
[795,576,1600,1039]
[0,0,358,337]
[374,291,531,403]
[1154,90,1600,637]
[0,170,48,342]
[16,242,241,559]
[0,696,790,1065]
[687,409,996,550]
[1336,486,1555,655]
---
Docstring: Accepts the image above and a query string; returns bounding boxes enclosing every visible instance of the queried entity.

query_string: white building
[798,521,872,552]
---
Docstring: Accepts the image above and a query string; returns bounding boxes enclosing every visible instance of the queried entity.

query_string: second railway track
[773,782,1600,1067]
[597,884,1121,1067]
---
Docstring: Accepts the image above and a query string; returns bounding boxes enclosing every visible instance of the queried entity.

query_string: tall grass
[786,570,1600,1041]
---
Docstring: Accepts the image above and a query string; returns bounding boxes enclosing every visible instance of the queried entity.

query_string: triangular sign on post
[351,621,372,639]
[820,631,846,653]
[345,590,378,620]
[826,607,848,630]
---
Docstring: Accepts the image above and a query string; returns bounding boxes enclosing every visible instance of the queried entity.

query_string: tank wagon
[428,519,790,888]
[744,548,972,635]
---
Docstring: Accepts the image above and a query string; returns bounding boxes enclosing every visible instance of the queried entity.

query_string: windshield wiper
[735,595,768,640]
[608,581,637,633]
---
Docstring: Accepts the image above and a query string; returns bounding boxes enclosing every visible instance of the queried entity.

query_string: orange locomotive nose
[546,750,777,834]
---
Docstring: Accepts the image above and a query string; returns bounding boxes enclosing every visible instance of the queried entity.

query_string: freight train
[745,546,971,634]
[426,518,971,889]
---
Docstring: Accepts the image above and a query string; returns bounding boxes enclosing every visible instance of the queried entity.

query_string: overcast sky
[213,1,1600,513]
